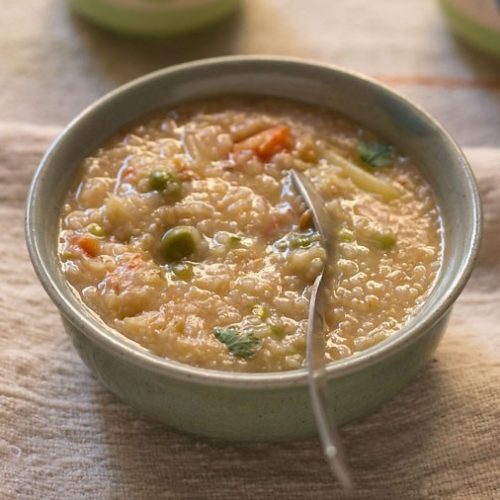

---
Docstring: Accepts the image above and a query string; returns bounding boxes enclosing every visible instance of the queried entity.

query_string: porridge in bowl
[59,97,441,372]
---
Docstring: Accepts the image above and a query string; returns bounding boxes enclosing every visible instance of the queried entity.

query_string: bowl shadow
[65,1,315,87]
[89,355,453,499]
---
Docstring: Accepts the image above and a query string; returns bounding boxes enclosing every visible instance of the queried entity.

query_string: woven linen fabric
[0,123,499,500]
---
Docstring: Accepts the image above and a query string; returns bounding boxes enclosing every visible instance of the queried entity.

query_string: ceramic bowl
[25,56,482,441]
[439,0,500,57]
[68,0,242,36]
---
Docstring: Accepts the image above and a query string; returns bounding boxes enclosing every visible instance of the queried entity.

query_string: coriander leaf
[358,140,394,168]
[213,326,260,359]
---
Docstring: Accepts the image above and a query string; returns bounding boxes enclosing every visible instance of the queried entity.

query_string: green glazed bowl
[69,0,242,36]
[439,0,500,57]
[25,57,482,441]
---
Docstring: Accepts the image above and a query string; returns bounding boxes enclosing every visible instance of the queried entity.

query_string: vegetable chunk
[327,150,401,200]
[358,140,394,168]
[160,226,201,262]
[213,326,260,359]
[234,125,292,161]
[148,169,182,198]
[71,236,100,258]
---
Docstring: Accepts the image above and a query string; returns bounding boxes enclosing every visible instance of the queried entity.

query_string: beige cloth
[0,123,499,499]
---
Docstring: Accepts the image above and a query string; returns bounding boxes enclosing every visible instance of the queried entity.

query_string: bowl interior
[26,57,481,386]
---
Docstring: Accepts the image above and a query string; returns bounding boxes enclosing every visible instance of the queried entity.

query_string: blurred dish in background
[68,0,242,36]
[439,0,500,56]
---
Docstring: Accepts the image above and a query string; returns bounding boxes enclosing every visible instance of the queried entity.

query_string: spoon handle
[290,170,352,489]
[307,274,353,490]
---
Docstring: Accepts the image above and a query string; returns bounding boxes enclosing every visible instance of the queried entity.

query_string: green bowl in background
[69,0,242,36]
[439,0,500,56]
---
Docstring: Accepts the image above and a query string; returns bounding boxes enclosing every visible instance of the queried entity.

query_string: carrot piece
[72,236,100,257]
[234,125,292,161]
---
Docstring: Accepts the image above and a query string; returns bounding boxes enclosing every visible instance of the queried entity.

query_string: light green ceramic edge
[62,313,449,441]
[69,0,241,36]
[439,0,500,56]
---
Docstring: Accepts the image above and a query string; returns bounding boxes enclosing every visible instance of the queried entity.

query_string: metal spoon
[290,170,353,490]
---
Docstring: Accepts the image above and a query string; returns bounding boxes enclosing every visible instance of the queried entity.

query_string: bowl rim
[25,55,482,389]
[100,0,236,10]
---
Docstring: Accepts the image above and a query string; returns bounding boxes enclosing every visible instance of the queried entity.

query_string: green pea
[148,169,182,197]
[87,223,105,237]
[160,226,201,262]
[171,262,194,281]
[378,232,397,250]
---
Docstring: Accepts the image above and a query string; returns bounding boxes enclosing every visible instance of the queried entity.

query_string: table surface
[1,0,500,147]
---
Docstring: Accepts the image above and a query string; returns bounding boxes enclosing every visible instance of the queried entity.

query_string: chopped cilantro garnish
[213,326,260,359]
[358,140,394,168]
